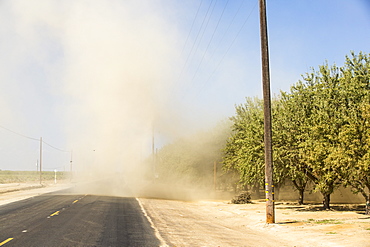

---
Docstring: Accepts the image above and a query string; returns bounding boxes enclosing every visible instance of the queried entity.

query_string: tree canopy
[223,52,369,211]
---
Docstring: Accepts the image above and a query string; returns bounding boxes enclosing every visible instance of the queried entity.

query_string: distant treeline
[152,120,232,190]
[0,170,70,183]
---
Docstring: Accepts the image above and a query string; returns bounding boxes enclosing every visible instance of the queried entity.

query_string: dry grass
[0,170,70,183]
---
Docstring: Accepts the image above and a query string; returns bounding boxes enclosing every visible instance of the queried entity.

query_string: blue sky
[0,0,369,172]
[174,0,370,128]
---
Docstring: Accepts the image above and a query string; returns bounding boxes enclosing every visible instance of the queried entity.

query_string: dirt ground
[0,181,72,206]
[139,198,370,247]
[1,183,369,246]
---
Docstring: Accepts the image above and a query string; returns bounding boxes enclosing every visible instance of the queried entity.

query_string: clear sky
[0,0,369,172]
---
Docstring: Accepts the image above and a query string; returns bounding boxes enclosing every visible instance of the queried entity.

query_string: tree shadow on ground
[293,204,366,214]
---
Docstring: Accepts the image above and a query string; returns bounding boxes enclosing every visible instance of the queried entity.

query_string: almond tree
[223,97,266,191]
[296,63,349,209]
[274,89,311,204]
[223,97,287,195]
[338,52,370,214]
[283,52,369,210]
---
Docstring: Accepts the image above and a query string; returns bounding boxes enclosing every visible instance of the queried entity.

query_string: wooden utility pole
[39,137,42,185]
[259,0,275,223]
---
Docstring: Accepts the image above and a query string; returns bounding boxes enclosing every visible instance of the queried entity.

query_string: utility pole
[259,0,275,223]
[39,137,42,185]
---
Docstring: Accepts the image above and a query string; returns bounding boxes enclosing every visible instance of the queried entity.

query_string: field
[0,170,70,183]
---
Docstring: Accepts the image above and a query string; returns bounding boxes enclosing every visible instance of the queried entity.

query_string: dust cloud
[57,1,185,196]
[0,0,232,200]
[0,0,195,197]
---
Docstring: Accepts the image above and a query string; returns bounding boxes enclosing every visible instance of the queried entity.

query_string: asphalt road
[0,189,161,246]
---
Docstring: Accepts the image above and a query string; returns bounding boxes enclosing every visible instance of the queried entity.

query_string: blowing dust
[0,0,241,201]
[2,1,367,204]
[0,0,225,199]
[58,1,191,197]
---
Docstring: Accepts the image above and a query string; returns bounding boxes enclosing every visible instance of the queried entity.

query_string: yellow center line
[50,211,60,217]
[0,238,13,246]
[72,200,78,204]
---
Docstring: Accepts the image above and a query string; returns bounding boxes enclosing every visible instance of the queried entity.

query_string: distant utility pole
[259,0,275,223]
[152,129,155,175]
[152,131,155,157]
[39,137,43,185]
[70,150,73,182]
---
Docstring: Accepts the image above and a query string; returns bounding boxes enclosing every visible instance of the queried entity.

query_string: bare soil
[139,198,370,247]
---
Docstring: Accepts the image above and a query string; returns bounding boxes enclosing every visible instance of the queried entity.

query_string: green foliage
[222,52,370,209]
[223,97,265,187]
[338,52,370,203]
[150,51,369,209]
[274,91,310,203]
[283,52,370,208]
[292,63,346,204]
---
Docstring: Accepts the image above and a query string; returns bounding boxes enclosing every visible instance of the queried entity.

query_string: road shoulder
[139,198,370,247]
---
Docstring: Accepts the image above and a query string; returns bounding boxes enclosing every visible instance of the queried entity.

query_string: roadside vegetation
[223,52,369,213]
[154,52,369,214]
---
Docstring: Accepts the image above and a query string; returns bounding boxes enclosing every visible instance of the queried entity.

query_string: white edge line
[136,198,168,247]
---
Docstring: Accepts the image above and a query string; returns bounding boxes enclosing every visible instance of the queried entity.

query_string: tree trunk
[360,188,370,215]
[298,189,304,205]
[323,193,331,210]
[292,179,305,205]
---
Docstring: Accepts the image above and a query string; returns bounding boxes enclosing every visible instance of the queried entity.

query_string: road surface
[3,180,361,246]
[0,180,290,247]
[0,189,161,246]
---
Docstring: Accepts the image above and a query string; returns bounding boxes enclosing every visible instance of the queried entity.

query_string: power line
[192,1,258,99]
[189,0,217,69]
[0,124,70,153]
[180,0,204,55]
[0,124,39,141]
[176,0,216,82]
[206,2,258,83]
[42,140,70,153]
[207,0,245,65]
[190,0,230,82]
